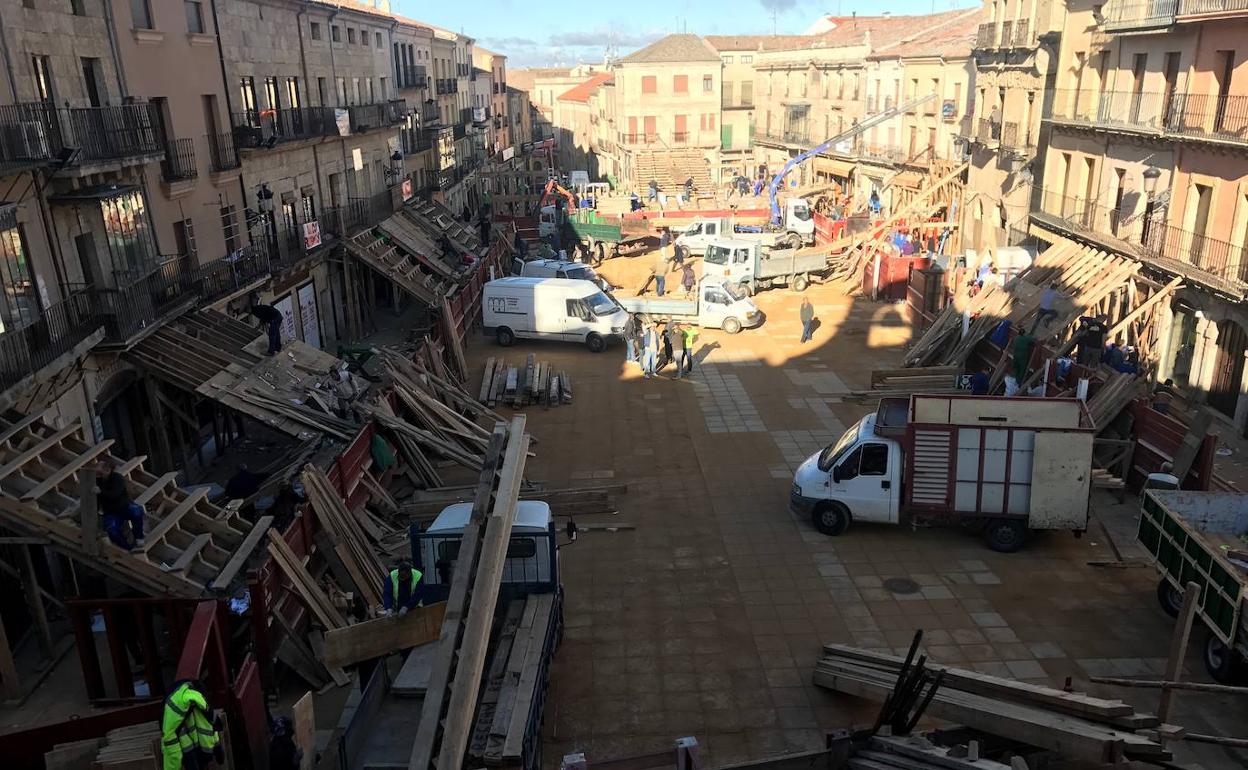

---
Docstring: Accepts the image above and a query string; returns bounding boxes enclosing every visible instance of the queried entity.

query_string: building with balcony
[705,36,793,179]
[613,34,723,188]
[473,48,510,153]
[962,0,1063,256]
[552,72,616,181]
[1034,0,1248,432]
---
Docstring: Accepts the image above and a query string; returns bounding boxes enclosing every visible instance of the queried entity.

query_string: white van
[483,276,627,352]
[519,258,609,290]
[419,500,555,588]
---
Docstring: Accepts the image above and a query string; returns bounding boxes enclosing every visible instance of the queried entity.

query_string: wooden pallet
[0,411,262,597]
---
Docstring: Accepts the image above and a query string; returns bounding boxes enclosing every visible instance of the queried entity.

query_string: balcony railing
[191,246,272,305]
[161,137,197,182]
[672,131,689,144]
[861,143,905,163]
[1000,121,1021,149]
[999,20,1014,47]
[1102,0,1178,29]
[1179,0,1248,13]
[57,103,164,163]
[978,118,1001,143]
[206,131,239,171]
[348,103,387,131]
[975,23,996,48]
[232,107,336,148]
[1033,189,1248,287]
[400,65,428,90]
[0,290,103,392]
[0,103,58,169]
[753,128,813,146]
[92,257,196,345]
[459,107,474,126]
[1045,89,1248,145]
[1012,18,1031,46]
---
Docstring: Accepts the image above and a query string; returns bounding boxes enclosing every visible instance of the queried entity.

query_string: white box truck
[483,276,628,352]
[790,395,1095,552]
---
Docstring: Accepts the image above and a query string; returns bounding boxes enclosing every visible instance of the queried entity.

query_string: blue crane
[768,93,939,226]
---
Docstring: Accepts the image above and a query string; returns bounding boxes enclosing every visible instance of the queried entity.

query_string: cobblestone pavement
[463,268,1248,769]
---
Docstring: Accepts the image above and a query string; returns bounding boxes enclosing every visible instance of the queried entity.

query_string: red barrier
[812,212,847,246]
[0,701,162,770]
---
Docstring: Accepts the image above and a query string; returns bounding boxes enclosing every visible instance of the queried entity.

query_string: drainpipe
[0,5,19,102]
[101,0,129,97]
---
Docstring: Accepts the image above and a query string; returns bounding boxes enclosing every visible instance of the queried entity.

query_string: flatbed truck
[703,238,830,294]
[791,394,1095,552]
[616,277,763,334]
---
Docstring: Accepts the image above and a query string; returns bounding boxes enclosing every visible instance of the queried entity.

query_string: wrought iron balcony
[1179,0,1248,13]
[1101,0,1177,30]
[232,107,336,148]
[161,137,197,182]
[0,289,103,394]
[206,131,240,171]
[1045,88,1248,146]
[348,102,404,132]
[977,118,1001,144]
[91,256,197,346]
[1012,18,1031,46]
[975,23,996,48]
[191,246,271,306]
[0,103,58,170]
[400,65,428,90]
[1032,189,1248,293]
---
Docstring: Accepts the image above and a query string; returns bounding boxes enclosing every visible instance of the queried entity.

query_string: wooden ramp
[405,200,482,255]
[345,230,453,305]
[377,214,463,280]
[0,411,267,597]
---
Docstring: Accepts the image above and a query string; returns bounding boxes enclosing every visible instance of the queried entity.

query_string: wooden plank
[0,423,82,481]
[392,642,440,697]
[408,426,508,770]
[130,472,178,508]
[436,417,530,770]
[266,530,347,630]
[138,488,209,553]
[322,603,447,669]
[0,410,48,447]
[293,692,315,770]
[501,594,554,760]
[79,469,99,557]
[170,534,212,572]
[22,440,115,501]
[209,516,274,590]
[1158,581,1200,723]
[1170,409,1212,483]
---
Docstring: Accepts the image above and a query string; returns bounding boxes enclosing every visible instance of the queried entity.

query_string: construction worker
[382,558,424,616]
[161,679,222,770]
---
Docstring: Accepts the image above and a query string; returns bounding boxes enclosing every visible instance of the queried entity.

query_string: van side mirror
[831,466,841,483]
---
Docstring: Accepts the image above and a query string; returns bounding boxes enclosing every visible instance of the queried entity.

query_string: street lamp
[1142,165,1161,196]
[1141,165,1161,244]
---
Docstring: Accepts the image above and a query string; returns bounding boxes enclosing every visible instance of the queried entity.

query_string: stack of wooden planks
[93,724,163,770]
[467,592,562,767]
[814,644,1170,765]
[479,356,572,409]
[1086,371,1144,430]
[846,366,962,402]
[301,465,387,606]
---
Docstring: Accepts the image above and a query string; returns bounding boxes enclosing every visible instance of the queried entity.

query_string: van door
[831,442,894,523]
[700,284,730,327]
[563,297,593,341]
[733,247,755,283]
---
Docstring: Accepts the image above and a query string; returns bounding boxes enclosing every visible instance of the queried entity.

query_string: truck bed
[1137,490,1248,646]
[757,247,829,278]
[617,295,697,317]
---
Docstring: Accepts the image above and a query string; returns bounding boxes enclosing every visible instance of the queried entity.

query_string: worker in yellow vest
[381,558,424,616]
[161,679,222,770]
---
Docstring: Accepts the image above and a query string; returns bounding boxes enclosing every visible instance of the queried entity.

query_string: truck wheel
[722,317,742,335]
[586,333,605,353]
[813,502,851,536]
[1156,579,1184,618]
[784,232,803,249]
[1204,632,1247,684]
[496,327,515,347]
[737,280,754,297]
[984,519,1028,553]
[792,274,810,292]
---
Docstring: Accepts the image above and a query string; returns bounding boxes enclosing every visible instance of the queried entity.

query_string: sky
[395,0,979,68]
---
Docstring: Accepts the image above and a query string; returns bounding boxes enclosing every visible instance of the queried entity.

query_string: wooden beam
[171,534,212,572]
[132,472,178,508]
[0,410,48,447]
[436,417,530,770]
[79,469,99,557]
[209,516,274,590]
[1107,276,1183,340]
[0,599,20,699]
[21,544,52,657]
[138,488,209,553]
[21,440,115,501]
[1158,581,1200,724]
[323,603,447,669]
[0,423,82,482]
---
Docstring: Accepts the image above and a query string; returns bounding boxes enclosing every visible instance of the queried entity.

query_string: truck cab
[415,500,558,602]
[790,413,904,535]
[675,217,730,256]
[703,239,761,284]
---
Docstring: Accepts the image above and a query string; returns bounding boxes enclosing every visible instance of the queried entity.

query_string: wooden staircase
[0,411,268,597]
[632,149,714,194]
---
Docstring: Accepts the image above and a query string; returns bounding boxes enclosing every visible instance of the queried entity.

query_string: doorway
[1209,319,1246,423]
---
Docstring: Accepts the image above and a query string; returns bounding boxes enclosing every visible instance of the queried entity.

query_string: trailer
[703,238,829,294]
[537,207,650,261]
[791,394,1095,552]
[1137,489,1248,683]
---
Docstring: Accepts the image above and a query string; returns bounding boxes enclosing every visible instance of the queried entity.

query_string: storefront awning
[47,184,140,202]
[891,171,926,190]
[815,158,856,179]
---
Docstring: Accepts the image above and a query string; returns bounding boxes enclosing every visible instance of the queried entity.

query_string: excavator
[767,93,939,227]
[538,178,577,211]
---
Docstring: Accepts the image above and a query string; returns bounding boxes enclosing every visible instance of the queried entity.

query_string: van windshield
[562,265,593,281]
[817,424,859,471]
[723,282,748,301]
[792,203,812,221]
[705,245,731,265]
[585,291,618,316]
